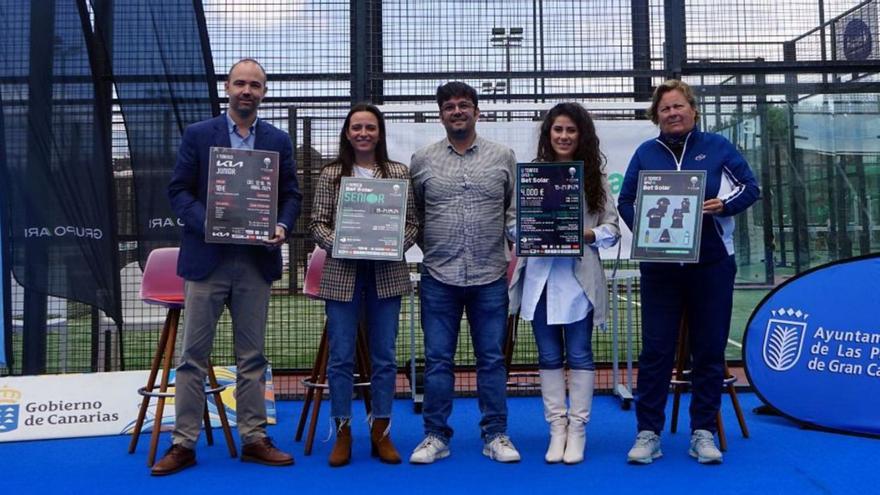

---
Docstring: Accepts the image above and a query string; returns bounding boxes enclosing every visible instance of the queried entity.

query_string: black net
[109,0,219,268]
[0,2,120,374]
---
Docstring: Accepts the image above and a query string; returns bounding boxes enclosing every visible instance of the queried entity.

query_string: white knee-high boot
[539,369,568,463]
[563,369,594,464]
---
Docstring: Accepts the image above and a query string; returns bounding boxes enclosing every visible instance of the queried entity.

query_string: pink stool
[128,247,236,466]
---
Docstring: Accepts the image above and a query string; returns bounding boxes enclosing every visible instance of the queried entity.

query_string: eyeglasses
[440,101,476,113]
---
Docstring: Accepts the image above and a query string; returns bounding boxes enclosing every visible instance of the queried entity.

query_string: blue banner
[1,181,6,368]
[744,254,880,437]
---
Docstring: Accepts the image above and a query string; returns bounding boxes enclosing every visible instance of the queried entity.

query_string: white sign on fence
[386,119,658,261]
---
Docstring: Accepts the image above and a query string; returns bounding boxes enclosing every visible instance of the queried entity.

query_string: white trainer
[689,429,723,464]
[482,434,521,463]
[409,435,450,464]
[627,430,662,464]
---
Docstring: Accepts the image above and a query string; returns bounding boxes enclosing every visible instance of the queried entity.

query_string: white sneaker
[689,429,723,464]
[409,435,450,464]
[627,430,662,464]
[482,434,521,463]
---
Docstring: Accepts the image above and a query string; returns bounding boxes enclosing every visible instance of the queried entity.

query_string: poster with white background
[0,366,276,442]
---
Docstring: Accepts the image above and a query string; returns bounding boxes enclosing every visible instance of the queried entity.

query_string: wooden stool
[295,246,372,455]
[505,312,540,388]
[295,322,373,455]
[504,253,539,388]
[670,315,749,451]
[127,248,236,466]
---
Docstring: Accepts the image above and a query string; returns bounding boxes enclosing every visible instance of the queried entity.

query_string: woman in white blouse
[509,102,620,464]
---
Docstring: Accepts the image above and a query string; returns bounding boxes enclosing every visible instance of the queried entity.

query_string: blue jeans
[326,262,401,419]
[531,290,595,370]
[419,274,509,442]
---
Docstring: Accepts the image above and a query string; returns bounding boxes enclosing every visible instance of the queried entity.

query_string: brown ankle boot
[328,419,352,467]
[370,417,402,464]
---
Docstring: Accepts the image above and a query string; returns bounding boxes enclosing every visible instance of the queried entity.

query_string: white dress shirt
[519,225,617,325]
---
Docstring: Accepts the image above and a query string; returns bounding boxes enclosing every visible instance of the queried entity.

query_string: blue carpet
[1,393,875,494]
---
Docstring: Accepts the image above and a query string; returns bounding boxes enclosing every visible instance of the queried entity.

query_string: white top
[354,165,375,178]
[519,225,617,325]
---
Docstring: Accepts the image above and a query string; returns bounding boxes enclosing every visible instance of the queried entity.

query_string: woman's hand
[702,198,724,216]
[583,228,596,244]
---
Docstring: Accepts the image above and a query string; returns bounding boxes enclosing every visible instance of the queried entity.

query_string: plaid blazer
[309,161,419,302]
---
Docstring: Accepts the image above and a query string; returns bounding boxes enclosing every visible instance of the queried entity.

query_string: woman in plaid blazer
[309,104,418,467]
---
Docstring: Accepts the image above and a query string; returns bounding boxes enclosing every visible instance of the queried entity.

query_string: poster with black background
[205,147,279,245]
[516,162,584,256]
[333,177,409,261]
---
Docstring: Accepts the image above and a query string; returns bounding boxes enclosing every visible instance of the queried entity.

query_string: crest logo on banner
[834,2,879,62]
[762,307,808,371]
[0,386,22,433]
[843,18,873,60]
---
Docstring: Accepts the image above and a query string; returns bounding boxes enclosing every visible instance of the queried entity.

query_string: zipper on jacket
[654,132,692,171]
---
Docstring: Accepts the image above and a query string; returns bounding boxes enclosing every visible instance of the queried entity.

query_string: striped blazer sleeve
[309,165,339,252]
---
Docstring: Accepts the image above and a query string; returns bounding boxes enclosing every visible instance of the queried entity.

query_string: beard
[231,99,258,119]
[445,120,473,138]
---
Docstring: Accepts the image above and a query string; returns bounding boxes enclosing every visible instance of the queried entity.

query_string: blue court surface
[2,393,875,494]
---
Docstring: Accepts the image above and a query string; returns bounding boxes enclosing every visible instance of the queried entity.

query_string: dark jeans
[531,289,595,370]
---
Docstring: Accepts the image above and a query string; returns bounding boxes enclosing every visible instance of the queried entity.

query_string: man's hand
[702,198,724,216]
[263,225,287,246]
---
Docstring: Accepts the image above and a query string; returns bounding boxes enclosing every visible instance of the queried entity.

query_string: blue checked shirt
[410,135,517,287]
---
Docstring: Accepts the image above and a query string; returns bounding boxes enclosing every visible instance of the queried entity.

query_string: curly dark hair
[327,103,391,184]
[536,102,607,214]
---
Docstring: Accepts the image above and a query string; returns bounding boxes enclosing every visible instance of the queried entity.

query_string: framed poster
[333,177,408,261]
[516,162,584,256]
[630,170,706,262]
[205,147,279,245]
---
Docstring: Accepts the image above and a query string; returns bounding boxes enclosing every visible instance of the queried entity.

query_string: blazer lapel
[253,119,266,150]
[212,114,232,148]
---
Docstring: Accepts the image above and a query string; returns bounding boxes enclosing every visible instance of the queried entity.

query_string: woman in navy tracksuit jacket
[618,80,759,465]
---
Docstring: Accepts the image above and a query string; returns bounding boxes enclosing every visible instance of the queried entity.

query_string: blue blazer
[168,114,302,282]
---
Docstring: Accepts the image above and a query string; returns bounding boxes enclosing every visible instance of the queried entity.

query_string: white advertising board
[0,366,276,442]
[386,119,658,261]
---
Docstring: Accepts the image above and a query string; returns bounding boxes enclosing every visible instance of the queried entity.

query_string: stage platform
[2,393,875,494]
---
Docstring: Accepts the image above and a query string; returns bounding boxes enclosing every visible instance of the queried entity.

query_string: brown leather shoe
[328,419,352,467]
[370,418,402,464]
[151,444,196,476]
[241,437,294,466]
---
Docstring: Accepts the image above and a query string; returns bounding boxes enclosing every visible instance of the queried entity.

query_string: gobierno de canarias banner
[0,366,277,442]
[744,254,880,437]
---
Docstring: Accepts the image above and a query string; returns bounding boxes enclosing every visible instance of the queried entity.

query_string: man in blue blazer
[153,59,302,476]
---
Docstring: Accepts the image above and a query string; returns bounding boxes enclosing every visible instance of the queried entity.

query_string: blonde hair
[647,79,699,125]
